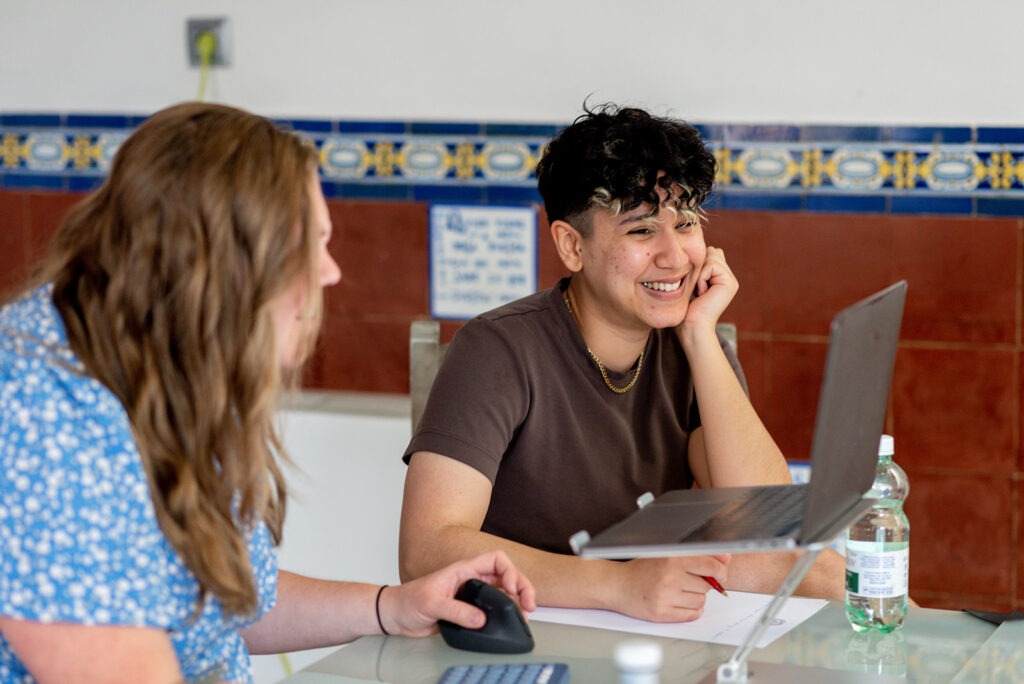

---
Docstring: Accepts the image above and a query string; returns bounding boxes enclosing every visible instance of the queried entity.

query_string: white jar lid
[878,434,894,456]
[614,639,663,671]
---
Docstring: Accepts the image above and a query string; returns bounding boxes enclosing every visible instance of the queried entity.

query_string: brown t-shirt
[404,278,747,554]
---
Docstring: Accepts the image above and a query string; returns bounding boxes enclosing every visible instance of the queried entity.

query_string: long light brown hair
[36,102,322,615]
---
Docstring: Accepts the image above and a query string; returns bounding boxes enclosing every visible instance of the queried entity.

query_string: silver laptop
[571,281,907,559]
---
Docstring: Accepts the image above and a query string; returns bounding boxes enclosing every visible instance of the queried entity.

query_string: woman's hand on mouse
[377,550,536,637]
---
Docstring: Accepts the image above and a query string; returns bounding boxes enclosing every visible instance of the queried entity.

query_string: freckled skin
[580,214,706,334]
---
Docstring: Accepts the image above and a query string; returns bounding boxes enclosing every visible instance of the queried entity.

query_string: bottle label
[845,547,908,598]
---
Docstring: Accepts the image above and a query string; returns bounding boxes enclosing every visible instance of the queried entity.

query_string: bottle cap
[878,434,894,457]
[614,639,663,672]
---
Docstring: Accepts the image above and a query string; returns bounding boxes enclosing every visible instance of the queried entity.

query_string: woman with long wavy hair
[0,102,534,683]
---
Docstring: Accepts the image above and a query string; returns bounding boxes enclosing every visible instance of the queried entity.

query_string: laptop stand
[703,544,823,683]
[569,495,903,683]
[688,541,902,683]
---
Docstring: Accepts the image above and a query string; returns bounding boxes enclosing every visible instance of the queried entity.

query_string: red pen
[702,575,729,597]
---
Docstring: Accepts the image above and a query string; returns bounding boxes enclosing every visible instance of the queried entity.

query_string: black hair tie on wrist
[375,585,390,635]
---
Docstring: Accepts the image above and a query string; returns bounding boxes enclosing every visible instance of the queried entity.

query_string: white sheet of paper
[529,591,827,648]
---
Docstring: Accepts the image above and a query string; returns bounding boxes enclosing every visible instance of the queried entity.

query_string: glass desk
[283,603,1019,684]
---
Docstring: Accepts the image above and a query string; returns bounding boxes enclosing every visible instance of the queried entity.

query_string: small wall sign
[429,204,537,319]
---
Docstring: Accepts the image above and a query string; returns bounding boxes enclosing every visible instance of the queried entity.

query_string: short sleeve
[404,318,531,482]
[0,363,191,629]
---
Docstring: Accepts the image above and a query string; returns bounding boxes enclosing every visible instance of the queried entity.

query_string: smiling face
[569,184,707,335]
[270,172,342,369]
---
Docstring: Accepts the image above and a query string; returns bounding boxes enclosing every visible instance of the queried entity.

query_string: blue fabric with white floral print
[0,285,278,683]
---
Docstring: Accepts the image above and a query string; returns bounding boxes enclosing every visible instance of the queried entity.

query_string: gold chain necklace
[563,292,644,394]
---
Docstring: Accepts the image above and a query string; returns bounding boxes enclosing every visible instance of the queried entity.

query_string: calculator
[436,662,570,684]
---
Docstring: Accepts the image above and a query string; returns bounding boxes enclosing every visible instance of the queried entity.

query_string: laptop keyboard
[683,485,809,541]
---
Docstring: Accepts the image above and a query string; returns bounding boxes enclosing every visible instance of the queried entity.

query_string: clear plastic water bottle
[844,629,908,678]
[845,434,910,632]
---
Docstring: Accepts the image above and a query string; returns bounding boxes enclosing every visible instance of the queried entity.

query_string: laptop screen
[799,281,906,543]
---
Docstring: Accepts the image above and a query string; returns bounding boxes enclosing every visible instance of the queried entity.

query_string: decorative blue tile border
[5,113,1024,216]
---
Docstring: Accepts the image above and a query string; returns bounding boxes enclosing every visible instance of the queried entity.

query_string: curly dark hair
[536,104,716,235]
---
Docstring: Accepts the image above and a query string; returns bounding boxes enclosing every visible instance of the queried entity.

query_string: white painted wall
[3,0,1023,126]
[249,405,409,683]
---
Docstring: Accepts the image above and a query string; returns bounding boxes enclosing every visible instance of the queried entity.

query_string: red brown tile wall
[3,189,1021,613]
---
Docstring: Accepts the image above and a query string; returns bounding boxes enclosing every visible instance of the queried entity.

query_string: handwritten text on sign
[430,204,537,319]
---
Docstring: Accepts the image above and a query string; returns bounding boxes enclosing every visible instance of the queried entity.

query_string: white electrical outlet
[186,17,231,67]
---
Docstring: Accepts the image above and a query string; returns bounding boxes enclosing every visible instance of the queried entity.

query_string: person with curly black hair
[399,105,845,622]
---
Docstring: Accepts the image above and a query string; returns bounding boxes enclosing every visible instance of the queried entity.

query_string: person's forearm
[795,548,846,599]
[724,549,845,599]
[400,525,620,611]
[681,325,790,487]
[240,571,381,654]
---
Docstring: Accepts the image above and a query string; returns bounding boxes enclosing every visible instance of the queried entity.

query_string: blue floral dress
[0,286,278,683]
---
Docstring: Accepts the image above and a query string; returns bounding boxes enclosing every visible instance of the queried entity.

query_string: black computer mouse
[438,579,534,654]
